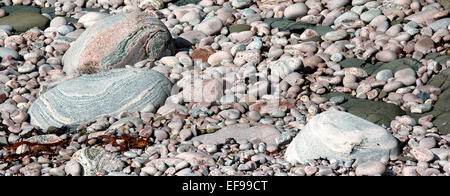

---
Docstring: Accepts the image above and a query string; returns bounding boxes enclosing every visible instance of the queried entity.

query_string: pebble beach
[0,0,449,176]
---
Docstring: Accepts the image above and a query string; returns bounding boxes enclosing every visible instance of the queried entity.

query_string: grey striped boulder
[62,12,175,74]
[28,68,172,130]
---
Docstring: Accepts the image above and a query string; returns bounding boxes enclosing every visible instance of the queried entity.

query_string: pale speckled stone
[285,110,399,164]
[355,161,386,176]
[192,123,282,145]
[28,68,171,130]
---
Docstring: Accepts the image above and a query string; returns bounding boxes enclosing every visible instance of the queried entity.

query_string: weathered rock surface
[72,147,124,176]
[191,123,282,145]
[63,12,174,74]
[285,110,400,164]
[28,68,172,130]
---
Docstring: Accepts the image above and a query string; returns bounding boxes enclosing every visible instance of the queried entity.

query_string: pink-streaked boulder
[63,12,174,74]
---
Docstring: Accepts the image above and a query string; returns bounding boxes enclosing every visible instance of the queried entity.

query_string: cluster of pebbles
[0,0,449,176]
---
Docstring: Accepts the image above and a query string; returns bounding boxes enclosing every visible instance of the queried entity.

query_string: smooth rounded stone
[334,11,359,25]
[0,103,18,113]
[18,64,36,74]
[141,166,158,175]
[323,30,347,41]
[108,116,143,131]
[57,25,74,35]
[229,29,254,42]
[411,147,435,162]
[268,57,302,78]
[369,15,389,32]
[376,69,393,81]
[414,37,434,54]
[284,3,308,20]
[285,110,400,164]
[72,147,124,176]
[394,68,417,86]
[180,11,201,25]
[403,21,419,35]
[197,17,222,36]
[207,51,232,66]
[360,10,381,23]
[375,50,397,62]
[330,53,343,62]
[247,111,261,121]
[284,72,302,86]
[328,0,350,10]
[246,38,263,50]
[0,47,19,59]
[63,12,174,74]
[383,81,403,92]
[344,67,368,78]
[179,129,193,141]
[192,123,281,146]
[355,161,386,176]
[429,18,450,31]
[64,159,82,176]
[175,152,215,167]
[0,12,49,32]
[28,68,171,130]
[219,109,241,120]
[78,12,110,28]
[270,110,286,118]
[231,0,252,9]
[205,144,218,153]
[419,137,436,149]
[50,17,67,28]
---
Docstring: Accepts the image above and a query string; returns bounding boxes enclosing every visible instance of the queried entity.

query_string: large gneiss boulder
[285,110,400,164]
[62,12,175,74]
[28,68,172,130]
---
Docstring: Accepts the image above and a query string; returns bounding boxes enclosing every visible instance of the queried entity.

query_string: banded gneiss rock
[28,68,172,130]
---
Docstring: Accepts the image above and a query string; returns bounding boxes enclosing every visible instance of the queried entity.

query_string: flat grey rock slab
[191,123,282,145]
[285,110,400,164]
[63,12,174,74]
[28,68,172,130]
[72,147,124,176]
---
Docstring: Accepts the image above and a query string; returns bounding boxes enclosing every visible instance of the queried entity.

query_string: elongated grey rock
[285,110,399,164]
[63,12,175,74]
[28,68,172,130]
[191,123,282,145]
